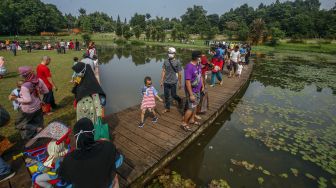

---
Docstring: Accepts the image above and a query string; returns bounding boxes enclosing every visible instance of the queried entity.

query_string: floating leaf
[279,173,288,178]
[290,168,299,177]
[305,173,317,180]
[258,177,264,185]
[263,170,271,176]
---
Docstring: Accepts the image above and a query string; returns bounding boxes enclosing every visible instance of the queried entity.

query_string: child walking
[236,62,243,78]
[139,76,163,128]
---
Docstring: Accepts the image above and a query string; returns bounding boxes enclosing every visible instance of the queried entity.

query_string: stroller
[13,122,72,188]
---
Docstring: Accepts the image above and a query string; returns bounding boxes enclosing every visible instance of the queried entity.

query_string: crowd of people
[0,39,82,57]
[0,40,251,187]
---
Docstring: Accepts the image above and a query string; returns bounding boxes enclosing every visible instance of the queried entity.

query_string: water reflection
[98,45,195,114]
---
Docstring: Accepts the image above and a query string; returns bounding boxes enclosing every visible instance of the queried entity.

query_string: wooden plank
[0,181,10,188]
[113,128,165,160]
[8,158,31,188]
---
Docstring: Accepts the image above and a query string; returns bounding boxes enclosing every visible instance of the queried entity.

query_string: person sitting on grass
[9,80,24,111]
[58,118,123,188]
[0,105,16,183]
[9,66,49,140]
[35,140,68,188]
[139,76,163,128]
[0,56,7,79]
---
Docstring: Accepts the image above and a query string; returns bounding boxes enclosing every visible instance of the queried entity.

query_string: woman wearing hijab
[58,118,120,188]
[72,62,106,124]
[9,66,49,140]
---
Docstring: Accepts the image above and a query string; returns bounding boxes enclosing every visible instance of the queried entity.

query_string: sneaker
[138,122,144,128]
[210,85,215,87]
[0,170,15,183]
[152,117,158,123]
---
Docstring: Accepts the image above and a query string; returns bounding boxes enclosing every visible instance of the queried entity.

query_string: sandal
[195,115,202,120]
[180,124,192,132]
[162,109,170,114]
[190,121,201,126]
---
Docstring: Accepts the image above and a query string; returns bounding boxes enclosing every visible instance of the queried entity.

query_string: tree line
[0,0,335,43]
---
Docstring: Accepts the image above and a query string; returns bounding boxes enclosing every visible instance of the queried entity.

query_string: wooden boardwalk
[0,64,252,188]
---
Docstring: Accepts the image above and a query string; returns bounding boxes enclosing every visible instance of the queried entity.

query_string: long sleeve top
[16,79,49,113]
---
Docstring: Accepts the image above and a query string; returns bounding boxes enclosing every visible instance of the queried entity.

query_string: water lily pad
[305,173,317,180]
[290,168,299,177]
[263,170,271,176]
[258,177,264,185]
[279,173,288,178]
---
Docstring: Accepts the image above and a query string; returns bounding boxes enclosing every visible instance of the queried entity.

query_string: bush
[288,38,305,44]
[114,38,127,45]
[130,40,145,46]
[81,33,92,47]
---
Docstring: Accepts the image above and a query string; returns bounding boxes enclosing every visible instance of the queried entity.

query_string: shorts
[185,91,200,111]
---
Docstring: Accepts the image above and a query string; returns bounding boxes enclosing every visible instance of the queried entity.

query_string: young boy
[139,76,163,128]
[9,80,23,111]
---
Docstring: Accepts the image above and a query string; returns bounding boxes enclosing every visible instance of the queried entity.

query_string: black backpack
[0,106,10,127]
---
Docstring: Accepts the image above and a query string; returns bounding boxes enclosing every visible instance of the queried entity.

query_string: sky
[42,0,335,20]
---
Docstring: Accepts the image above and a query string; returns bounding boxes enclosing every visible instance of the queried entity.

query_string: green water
[151,52,336,187]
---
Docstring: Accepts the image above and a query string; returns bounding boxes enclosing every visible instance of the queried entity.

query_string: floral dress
[76,93,102,124]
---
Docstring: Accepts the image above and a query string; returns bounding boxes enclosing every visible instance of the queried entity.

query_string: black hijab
[72,62,105,101]
[58,118,117,187]
[73,118,96,153]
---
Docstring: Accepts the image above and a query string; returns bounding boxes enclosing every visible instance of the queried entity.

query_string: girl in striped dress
[139,76,163,128]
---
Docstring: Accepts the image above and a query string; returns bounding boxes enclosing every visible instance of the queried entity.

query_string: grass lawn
[0,49,83,141]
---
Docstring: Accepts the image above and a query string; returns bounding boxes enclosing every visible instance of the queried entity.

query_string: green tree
[133,25,142,39]
[181,5,209,34]
[250,18,266,44]
[171,28,177,42]
[269,27,285,45]
[145,25,151,41]
[130,13,146,30]
[123,25,133,40]
[116,15,123,37]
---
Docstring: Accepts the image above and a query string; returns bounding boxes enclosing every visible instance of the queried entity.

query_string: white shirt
[230,51,240,62]
[237,64,243,75]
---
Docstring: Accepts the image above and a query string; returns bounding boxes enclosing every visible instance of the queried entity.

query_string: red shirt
[211,58,223,73]
[37,64,52,90]
[201,56,209,75]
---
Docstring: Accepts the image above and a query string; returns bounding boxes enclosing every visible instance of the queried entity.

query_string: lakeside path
[0,63,253,188]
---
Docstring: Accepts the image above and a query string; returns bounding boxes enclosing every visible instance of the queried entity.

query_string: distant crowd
[0,39,82,56]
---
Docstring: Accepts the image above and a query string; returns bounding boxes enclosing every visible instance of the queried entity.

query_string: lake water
[97,46,336,187]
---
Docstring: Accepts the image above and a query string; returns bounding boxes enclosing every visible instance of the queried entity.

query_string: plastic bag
[94,117,110,141]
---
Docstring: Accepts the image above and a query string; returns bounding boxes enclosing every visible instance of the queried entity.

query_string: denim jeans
[211,72,222,85]
[0,157,10,176]
[164,83,181,110]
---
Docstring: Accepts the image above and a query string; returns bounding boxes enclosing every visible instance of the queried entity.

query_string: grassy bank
[1,33,335,54]
[0,50,82,141]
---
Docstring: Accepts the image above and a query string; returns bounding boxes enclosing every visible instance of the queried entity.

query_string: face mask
[168,53,175,59]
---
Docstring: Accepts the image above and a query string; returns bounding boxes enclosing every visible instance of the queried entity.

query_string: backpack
[0,106,10,127]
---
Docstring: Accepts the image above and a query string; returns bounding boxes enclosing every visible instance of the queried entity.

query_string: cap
[168,47,176,54]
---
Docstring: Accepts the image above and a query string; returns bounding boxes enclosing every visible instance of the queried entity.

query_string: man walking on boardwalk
[181,51,204,131]
[160,47,182,113]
